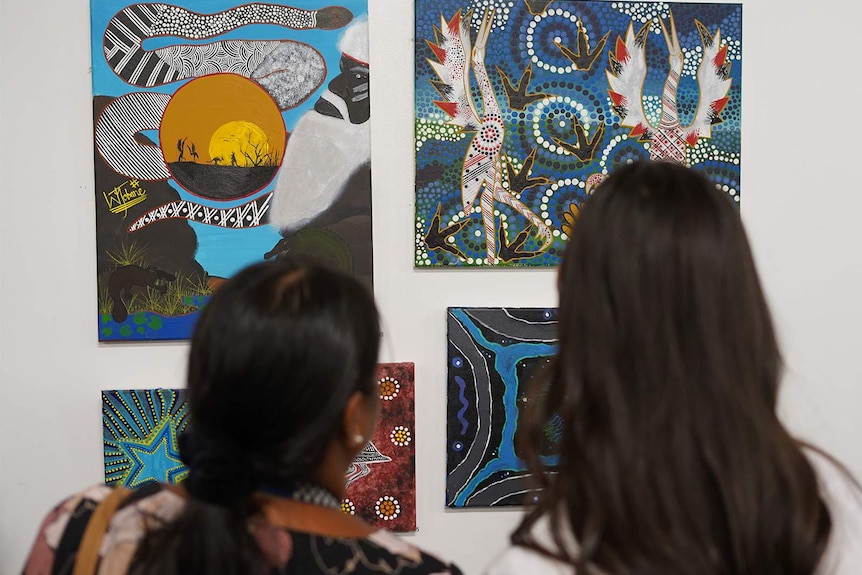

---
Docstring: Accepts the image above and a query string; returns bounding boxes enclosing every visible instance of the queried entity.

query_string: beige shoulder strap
[72,487,133,575]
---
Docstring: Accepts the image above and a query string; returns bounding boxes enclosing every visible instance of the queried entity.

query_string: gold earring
[353,434,365,445]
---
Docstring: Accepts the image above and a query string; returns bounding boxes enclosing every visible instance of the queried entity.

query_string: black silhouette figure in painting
[497,64,551,111]
[497,221,542,263]
[107,265,176,323]
[424,203,469,260]
[552,115,605,162]
[523,0,553,15]
[315,54,369,124]
[506,148,550,195]
[555,18,609,71]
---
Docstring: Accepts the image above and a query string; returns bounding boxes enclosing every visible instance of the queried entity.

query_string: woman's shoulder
[804,448,862,574]
[484,514,576,575]
[486,545,574,575]
[24,486,464,575]
[23,483,185,575]
[806,448,862,500]
[283,528,463,574]
[368,530,463,573]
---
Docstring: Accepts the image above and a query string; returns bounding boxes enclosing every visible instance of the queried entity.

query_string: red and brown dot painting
[344,362,416,532]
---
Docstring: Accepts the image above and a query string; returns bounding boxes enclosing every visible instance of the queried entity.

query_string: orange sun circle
[159,73,286,199]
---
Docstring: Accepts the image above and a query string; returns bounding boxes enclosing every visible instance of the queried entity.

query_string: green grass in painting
[99,241,212,321]
[130,274,211,316]
[98,283,113,315]
[106,242,148,267]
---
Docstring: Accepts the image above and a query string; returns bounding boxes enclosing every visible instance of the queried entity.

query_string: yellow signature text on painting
[104,180,147,217]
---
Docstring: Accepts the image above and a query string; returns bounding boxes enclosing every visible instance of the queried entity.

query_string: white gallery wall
[1,0,861,573]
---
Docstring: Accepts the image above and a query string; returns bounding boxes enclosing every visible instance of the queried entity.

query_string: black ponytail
[130,258,381,575]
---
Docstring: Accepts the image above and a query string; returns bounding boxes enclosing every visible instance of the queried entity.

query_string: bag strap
[72,487,133,575]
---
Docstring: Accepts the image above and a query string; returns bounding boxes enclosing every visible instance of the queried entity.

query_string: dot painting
[341,498,356,515]
[343,362,417,531]
[378,376,401,400]
[375,496,402,521]
[103,389,189,488]
[416,0,742,267]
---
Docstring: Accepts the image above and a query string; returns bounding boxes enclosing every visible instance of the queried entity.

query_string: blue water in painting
[98,296,210,341]
[450,309,559,507]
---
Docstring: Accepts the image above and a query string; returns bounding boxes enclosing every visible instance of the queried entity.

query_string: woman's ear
[341,390,378,449]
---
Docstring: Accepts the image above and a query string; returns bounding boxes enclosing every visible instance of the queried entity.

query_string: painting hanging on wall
[415,0,742,266]
[103,388,190,487]
[103,363,416,530]
[91,0,372,341]
[344,362,417,531]
[447,307,559,507]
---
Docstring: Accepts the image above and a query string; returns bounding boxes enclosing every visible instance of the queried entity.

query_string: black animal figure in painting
[108,265,176,323]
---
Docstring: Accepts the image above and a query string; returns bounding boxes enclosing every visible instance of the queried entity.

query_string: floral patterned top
[23,484,463,575]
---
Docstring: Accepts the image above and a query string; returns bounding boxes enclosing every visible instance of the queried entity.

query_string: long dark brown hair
[514,161,832,574]
[130,258,380,575]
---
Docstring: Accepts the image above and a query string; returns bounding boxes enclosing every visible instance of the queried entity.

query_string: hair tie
[179,428,258,506]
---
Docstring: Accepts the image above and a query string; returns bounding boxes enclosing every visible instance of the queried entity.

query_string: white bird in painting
[426,9,552,265]
[606,12,733,164]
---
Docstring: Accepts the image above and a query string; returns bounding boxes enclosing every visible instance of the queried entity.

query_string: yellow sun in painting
[209,121,271,168]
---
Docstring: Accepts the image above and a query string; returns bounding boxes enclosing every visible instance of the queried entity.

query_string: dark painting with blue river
[91,0,371,341]
[447,307,561,507]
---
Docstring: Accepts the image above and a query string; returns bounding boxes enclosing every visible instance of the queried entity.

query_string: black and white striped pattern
[103,3,320,88]
[95,92,171,181]
[128,193,272,232]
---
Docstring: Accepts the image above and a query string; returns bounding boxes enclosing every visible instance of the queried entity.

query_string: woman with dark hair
[24,259,461,575]
[488,161,862,574]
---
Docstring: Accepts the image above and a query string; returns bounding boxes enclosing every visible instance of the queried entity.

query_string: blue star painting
[103,388,189,487]
[447,307,559,507]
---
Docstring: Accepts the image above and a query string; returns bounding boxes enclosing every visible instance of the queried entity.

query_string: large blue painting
[416,1,742,266]
[447,307,559,507]
[92,0,371,340]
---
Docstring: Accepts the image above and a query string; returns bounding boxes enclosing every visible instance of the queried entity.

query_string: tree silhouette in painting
[166,133,283,200]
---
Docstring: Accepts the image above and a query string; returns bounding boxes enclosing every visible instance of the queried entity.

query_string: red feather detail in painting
[630,122,648,138]
[686,130,700,146]
[426,40,446,62]
[714,44,728,68]
[712,96,729,115]
[435,101,459,117]
[608,90,626,107]
[448,10,462,34]
[615,37,630,62]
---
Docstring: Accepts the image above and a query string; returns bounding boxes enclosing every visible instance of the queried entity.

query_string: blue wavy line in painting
[454,375,470,435]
